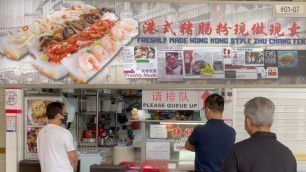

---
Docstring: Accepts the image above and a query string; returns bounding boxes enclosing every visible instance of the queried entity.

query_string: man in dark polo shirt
[185,93,236,172]
[221,97,297,172]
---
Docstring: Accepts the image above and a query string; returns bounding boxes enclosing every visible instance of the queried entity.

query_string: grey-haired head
[244,97,275,127]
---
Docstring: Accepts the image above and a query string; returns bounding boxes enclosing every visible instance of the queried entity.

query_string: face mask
[59,114,68,125]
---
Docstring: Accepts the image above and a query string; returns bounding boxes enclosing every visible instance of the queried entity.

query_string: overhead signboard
[142,90,212,110]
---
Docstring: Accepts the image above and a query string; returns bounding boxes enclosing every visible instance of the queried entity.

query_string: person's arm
[68,150,78,172]
[185,126,199,152]
[64,132,78,171]
[185,139,195,152]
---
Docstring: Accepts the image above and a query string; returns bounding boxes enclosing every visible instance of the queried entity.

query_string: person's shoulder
[195,124,206,130]
[220,122,236,134]
[191,124,205,133]
[275,140,295,154]
[232,137,252,149]
[53,125,71,135]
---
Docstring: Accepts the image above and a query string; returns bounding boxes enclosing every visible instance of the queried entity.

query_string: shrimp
[78,52,101,72]
[92,45,108,62]
[120,19,136,32]
[110,26,127,41]
[100,37,117,52]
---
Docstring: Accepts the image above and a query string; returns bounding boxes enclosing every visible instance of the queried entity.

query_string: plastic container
[119,161,141,171]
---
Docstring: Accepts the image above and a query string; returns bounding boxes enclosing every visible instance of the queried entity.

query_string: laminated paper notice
[146,142,170,160]
[123,46,157,78]
[150,125,167,138]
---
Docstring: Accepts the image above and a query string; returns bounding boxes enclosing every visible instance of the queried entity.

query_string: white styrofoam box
[78,154,103,172]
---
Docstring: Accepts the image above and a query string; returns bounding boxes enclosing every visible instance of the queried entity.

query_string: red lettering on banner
[269,23,284,36]
[180,21,193,35]
[288,22,300,37]
[163,20,176,36]
[142,20,159,35]
[166,91,176,102]
[198,22,212,35]
[184,128,193,138]
[152,91,162,102]
[234,22,249,36]
[216,22,231,36]
[141,19,303,38]
[172,127,182,138]
[251,22,267,36]
[178,92,189,102]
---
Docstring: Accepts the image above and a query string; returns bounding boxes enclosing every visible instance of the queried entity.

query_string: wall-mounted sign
[0,2,305,84]
[6,116,16,132]
[275,5,304,14]
[142,90,212,110]
[5,88,23,113]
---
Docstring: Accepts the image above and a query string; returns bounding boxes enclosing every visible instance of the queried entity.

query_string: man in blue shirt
[185,93,236,172]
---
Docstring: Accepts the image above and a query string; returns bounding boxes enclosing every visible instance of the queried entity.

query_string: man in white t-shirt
[37,102,78,172]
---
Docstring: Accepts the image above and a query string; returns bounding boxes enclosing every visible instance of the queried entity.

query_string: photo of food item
[191,60,208,75]
[27,98,59,125]
[31,100,47,121]
[27,127,41,153]
[0,4,139,84]
[278,51,298,68]
[134,46,155,59]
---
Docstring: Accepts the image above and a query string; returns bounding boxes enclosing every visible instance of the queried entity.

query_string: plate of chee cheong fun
[0,5,138,83]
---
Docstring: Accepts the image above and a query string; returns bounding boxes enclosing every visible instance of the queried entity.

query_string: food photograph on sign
[278,51,298,68]
[0,5,139,84]
[187,50,211,76]
[123,46,157,78]
[26,127,41,153]
[134,46,155,59]
[0,2,305,84]
[26,97,61,125]
[277,50,306,75]
[183,48,224,78]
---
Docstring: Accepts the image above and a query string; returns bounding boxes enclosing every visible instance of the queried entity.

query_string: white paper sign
[150,125,167,138]
[6,116,16,132]
[123,46,157,78]
[173,142,187,152]
[146,142,170,160]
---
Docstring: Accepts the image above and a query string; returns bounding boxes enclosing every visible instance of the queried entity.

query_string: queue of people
[185,94,297,172]
[36,94,297,172]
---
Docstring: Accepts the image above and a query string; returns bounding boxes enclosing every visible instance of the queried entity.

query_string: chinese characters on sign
[142,20,301,37]
[142,90,213,110]
[138,20,305,45]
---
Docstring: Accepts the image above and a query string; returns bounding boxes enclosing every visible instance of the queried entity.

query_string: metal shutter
[234,88,306,171]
